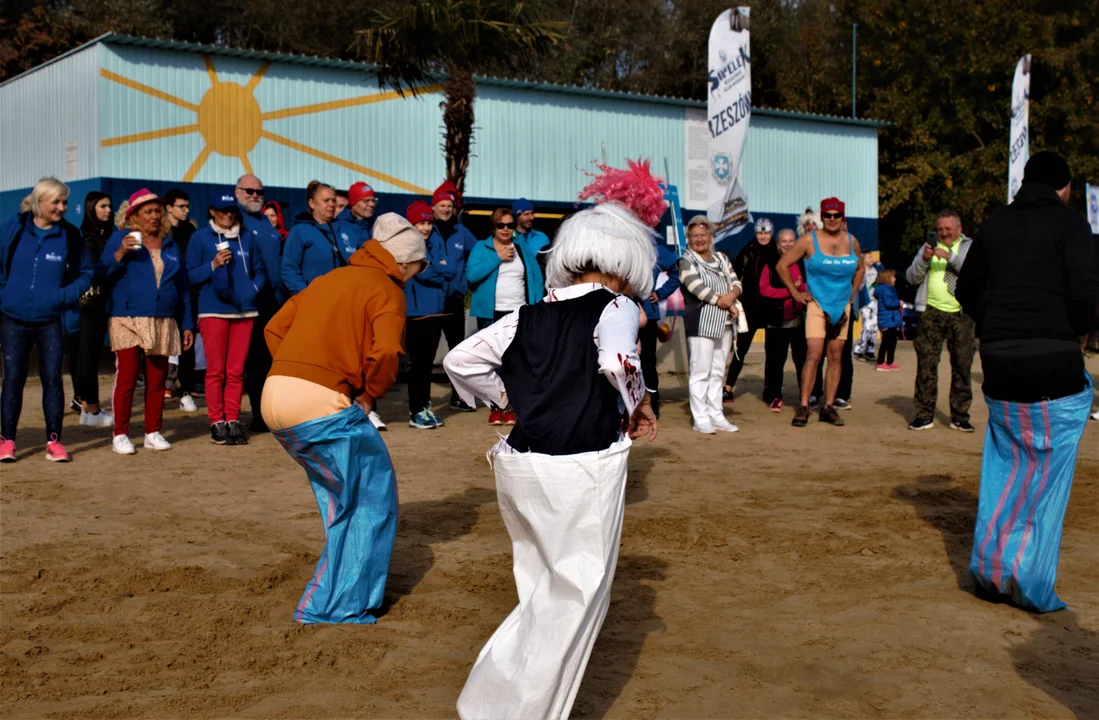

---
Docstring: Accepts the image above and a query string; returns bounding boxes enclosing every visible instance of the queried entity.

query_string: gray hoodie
[905,235,973,312]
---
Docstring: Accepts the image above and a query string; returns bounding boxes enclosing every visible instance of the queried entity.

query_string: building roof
[2,33,890,129]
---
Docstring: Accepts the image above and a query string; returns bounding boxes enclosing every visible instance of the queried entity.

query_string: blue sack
[273,404,398,624]
[968,373,1093,613]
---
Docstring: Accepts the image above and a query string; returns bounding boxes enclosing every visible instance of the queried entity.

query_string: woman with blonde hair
[0,177,92,463]
[97,189,194,455]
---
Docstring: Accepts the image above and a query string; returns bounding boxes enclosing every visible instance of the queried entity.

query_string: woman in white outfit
[444,200,660,720]
[678,215,743,434]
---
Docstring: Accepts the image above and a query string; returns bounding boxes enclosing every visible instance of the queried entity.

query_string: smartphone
[926,231,937,246]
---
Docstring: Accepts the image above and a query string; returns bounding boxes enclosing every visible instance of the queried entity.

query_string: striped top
[678,249,742,338]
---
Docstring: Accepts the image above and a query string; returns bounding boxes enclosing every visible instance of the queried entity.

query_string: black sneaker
[820,405,846,426]
[792,405,811,427]
[70,396,83,412]
[950,420,976,433]
[908,417,934,431]
[210,422,231,445]
[833,398,852,411]
[227,421,248,445]
[249,418,270,434]
[449,396,475,412]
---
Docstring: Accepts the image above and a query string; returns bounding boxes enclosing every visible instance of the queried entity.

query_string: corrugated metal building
[0,33,885,250]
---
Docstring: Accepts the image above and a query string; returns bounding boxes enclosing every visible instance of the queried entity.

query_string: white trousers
[687,328,732,425]
[854,304,878,355]
[457,437,632,720]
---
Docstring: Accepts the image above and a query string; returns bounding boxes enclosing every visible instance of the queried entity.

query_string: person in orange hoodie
[260,213,426,624]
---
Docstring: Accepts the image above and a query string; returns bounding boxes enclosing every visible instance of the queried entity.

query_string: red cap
[406,200,434,225]
[820,197,845,216]
[125,188,164,218]
[432,180,462,208]
[348,181,375,207]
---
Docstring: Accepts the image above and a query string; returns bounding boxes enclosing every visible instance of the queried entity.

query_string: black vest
[500,289,625,456]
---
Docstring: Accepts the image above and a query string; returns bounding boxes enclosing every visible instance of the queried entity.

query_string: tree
[355,0,565,194]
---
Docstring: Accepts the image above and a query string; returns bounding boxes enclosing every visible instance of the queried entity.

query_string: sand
[2,345,1097,719]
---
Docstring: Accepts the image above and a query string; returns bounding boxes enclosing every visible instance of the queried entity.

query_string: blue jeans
[1,314,65,442]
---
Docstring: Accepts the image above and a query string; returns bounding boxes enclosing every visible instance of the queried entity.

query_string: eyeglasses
[496,222,517,230]
[237,187,264,196]
[821,212,844,220]
[172,203,190,210]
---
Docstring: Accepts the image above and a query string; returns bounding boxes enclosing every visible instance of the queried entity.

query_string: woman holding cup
[186,191,267,446]
[97,189,194,455]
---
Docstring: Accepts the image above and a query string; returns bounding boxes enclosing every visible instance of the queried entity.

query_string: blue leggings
[1,314,66,442]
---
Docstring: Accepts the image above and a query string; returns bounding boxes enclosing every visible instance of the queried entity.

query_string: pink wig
[578,158,668,228]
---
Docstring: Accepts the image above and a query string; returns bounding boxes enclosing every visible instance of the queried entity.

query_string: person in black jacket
[724,218,776,400]
[957,151,1098,611]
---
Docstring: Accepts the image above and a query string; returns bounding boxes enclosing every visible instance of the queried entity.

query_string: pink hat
[125,188,164,218]
[348,181,375,207]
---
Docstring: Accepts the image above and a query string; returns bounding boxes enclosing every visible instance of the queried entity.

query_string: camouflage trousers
[913,306,976,423]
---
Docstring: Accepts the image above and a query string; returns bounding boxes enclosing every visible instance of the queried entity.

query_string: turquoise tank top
[805,231,859,323]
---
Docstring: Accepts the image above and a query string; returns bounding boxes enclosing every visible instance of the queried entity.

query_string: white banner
[1087,183,1099,236]
[707,7,751,241]
[1008,54,1031,203]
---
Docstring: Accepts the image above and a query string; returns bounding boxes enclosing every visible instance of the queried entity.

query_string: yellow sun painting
[99,55,439,193]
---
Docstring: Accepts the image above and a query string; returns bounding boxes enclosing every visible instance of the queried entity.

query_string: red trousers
[113,348,169,437]
[198,317,254,424]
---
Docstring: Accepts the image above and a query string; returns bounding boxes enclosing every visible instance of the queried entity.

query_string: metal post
[852,23,858,118]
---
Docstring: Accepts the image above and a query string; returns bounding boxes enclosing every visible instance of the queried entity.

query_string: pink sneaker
[888,363,902,371]
[45,436,71,463]
[0,438,16,463]
[876,364,889,372]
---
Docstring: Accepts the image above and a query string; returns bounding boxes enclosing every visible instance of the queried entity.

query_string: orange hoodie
[265,239,406,402]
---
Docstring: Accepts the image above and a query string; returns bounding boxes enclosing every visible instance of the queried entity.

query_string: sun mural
[99,55,440,192]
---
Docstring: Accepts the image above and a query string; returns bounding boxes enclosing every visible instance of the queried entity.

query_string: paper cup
[131,232,143,247]
[215,241,230,252]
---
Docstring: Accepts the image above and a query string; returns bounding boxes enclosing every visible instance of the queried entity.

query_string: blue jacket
[874,284,903,330]
[436,219,476,301]
[186,224,267,316]
[0,213,91,325]
[241,209,284,305]
[335,207,373,251]
[642,244,681,320]
[467,236,544,319]
[281,213,355,296]
[97,230,193,331]
[405,229,457,317]
[857,261,884,310]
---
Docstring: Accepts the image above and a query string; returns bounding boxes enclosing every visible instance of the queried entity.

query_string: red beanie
[820,197,845,215]
[406,200,434,225]
[432,180,462,208]
[348,181,375,207]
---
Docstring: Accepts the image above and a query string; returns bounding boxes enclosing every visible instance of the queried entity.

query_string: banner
[707,8,751,242]
[1008,55,1031,203]
[1087,183,1099,236]
[662,184,686,252]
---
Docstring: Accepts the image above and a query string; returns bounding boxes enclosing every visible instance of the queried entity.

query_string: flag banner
[1008,55,1031,203]
[707,8,752,242]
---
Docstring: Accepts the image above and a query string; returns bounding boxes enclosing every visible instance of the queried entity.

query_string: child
[874,269,903,370]
[854,250,882,360]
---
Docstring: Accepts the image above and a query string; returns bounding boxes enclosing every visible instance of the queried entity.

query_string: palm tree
[356,0,565,196]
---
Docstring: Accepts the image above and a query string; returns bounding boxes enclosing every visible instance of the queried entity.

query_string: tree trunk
[441,68,476,197]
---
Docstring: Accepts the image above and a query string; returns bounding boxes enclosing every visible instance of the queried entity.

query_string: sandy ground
[1,344,1097,719]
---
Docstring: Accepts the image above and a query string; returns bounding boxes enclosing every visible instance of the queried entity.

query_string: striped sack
[968,372,1093,613]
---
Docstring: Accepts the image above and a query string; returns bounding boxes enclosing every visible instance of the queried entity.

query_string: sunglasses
[237,187,264,196]
[821,212,844,220]
[496,222,517,230]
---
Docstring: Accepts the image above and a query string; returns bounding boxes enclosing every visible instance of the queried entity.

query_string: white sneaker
[368,411,387,431]
[143,432,172,451]
[711,417,740,433]
[1091,410,1099,421]
[692,422,716,435]
[112,435,136,455]
[80,410,114,428]
[179,394,198,412]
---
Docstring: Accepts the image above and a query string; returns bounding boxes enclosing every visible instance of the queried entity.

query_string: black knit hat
[1023,151,1071,190]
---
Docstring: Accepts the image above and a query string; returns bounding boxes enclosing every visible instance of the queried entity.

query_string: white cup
[130,231,143,247]
[215,241,230,253]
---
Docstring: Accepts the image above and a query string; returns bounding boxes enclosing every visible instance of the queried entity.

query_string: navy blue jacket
[241,209,284,305]
[97,230,193,331]
[0,212,91,324]
[335,207,373,251]
[405,229,457,317]
[435,218,476,301]
[186,224,267,315]
[874,284,903,330]
[642,244,681,320]
[281,213,355,296]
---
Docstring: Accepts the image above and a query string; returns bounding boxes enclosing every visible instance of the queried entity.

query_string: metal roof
[2,33,890,129]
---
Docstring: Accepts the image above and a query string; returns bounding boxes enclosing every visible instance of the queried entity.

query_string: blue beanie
[512,198,534,214]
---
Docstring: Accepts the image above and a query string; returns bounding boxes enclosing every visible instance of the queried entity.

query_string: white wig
[797,207,822,237]
[545,202,657,298]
